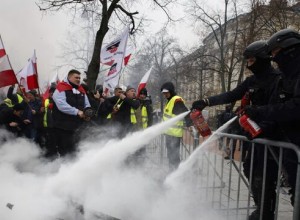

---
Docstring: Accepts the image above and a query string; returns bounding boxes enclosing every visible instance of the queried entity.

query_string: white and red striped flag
[103,27,130,95]
[137,67,153,97]
[18,51,39,91]
[100,29,132,66]
[0,35,17,88]
[0,35,6,58]
[0,55,18,88]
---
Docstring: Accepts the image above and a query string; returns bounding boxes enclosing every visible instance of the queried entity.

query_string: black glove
[244,105,261,121]
[192,99,208,111]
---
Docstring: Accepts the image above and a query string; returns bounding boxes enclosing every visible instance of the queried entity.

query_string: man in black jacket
[192,41,280,220]
[245,29,300,208]
[0,103,25,137]
[109,85,140,138]
[52,69,90,157]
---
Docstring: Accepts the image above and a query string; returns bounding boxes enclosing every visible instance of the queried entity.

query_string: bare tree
[188,0,243,99]
[128,29,184,109]
[37,0,176,90]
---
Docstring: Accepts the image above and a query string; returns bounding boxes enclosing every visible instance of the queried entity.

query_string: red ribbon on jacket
[56,82,86,94]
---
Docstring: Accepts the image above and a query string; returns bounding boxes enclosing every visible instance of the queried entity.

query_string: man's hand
[244,105,260,121]
[119,93,126,100]
[94,91,101,99]
[9,122,18,127]
[77,110,84,118]
[23,119,31,124]
[192,99,208,111]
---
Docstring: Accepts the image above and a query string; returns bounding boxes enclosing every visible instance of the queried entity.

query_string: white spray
[0,113,236,220]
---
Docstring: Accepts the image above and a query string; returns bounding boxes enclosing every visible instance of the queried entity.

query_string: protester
[42,86,57,158]
[161,81,192,171]
[0,103,25,137]
[192,40,280,220]
[244,29,300,208]
[23,90,43,144]
[131,87,154,163]
[103,86,125,125]
[6,84,25,106]
[108,85,140,138]
[52,69,90,157]
[137,88,153,129]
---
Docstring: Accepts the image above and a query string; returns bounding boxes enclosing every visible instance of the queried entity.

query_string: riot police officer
[245,29,300,208]
[192,40,280,220]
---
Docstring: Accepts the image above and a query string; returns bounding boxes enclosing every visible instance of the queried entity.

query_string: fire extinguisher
[190,109,212,137]
[239,114,262,138]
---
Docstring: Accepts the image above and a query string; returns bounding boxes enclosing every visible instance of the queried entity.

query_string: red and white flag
[137,67,153,97]
[103,27,130,94]
[100,28,132,66]
[0,35,6,58]
[18,51,39,91]
[0,55,18,88]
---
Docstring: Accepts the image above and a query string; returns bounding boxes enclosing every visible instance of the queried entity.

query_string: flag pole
[33,49,42,97]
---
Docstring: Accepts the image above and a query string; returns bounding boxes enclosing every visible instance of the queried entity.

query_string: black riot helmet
[267,29,300,53]
[243,40,270,59]
[243,40,271,77]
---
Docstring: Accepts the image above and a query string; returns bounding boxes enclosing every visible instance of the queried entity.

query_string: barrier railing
[179,131,300,220]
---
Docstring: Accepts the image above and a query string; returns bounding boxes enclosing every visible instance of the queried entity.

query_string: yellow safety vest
[43,99,49,127]
[107,98,137,124]
[17,94,23,103]
[3,94,23,108]
[141,105,148,129]
[3,98,13,107]
[163,95,184,137]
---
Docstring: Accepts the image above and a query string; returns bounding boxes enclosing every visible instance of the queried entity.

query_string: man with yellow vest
[161,81,192,170]
[42,86,57,158]
[137,88,153,129]
[6,84,25,106]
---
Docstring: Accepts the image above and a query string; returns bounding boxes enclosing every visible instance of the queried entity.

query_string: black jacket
[0,108,25,136]
[255,48,300,145]
[208,66,279,106]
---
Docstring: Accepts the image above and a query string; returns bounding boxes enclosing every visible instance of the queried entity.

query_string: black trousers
[243,143,278,218]
[44,127,58,158]
[165,135,181,170]
[54,128,78,157]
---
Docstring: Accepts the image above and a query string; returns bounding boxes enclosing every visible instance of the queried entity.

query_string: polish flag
[0,55,18,88]
[137,67,153,97]
[0,36,6,58]
[18,52,39,91]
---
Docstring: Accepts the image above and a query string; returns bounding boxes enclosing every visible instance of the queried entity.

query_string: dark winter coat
[253,47,300,146]
[0,108,25,136]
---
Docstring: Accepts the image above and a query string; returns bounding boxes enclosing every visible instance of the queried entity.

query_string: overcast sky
[0,0,71,85]
[0,0,223,88]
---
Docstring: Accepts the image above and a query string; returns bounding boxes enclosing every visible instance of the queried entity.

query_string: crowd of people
[0,28,300,220]
[0,69,154,160]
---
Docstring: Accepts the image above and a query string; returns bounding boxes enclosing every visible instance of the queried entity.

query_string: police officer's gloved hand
[244,105,261,121]
[192,99,208,111]
[245,132,254,141]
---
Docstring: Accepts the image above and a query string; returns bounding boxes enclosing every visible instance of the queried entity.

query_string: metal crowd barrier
[147,131,300,220]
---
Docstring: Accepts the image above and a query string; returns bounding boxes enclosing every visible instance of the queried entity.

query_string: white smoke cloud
[0,113,224,220]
